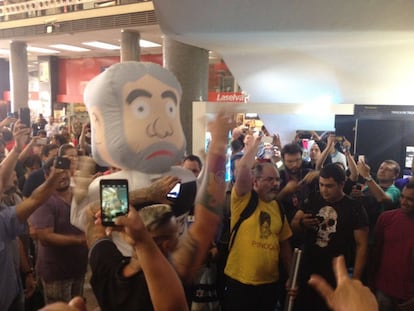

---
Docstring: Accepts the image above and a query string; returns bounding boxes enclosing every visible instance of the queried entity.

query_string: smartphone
[166,182,181,200]
[54,156,71,169]
[358,155,365,162]
[7,112,17,118]
[100,179,129,226]
[19,107,31,128]
[37,137,48,145]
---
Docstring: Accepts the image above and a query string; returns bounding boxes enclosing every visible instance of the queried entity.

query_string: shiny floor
[84,266,100,311]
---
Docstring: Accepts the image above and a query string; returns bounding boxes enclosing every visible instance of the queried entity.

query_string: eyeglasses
[258,176,281,183]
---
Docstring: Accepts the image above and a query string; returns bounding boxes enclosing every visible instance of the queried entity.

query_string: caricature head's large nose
[146,117,173,138]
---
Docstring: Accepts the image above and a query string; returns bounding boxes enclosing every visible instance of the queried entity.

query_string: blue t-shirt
[0,205,27,310]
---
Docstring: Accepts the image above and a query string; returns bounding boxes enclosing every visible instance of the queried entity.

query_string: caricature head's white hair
[83,62,185,172]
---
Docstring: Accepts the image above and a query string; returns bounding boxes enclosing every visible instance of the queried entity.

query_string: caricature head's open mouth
[146,149,175,160]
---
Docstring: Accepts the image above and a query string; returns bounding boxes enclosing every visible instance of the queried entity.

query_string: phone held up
[19,107,31,128]
[54,157,71,170]
[100,179,129,226]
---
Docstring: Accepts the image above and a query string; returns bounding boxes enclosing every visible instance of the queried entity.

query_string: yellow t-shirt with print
[224,189,292,285]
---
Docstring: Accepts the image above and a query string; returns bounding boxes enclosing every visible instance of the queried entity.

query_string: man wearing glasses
[222,135,293,311]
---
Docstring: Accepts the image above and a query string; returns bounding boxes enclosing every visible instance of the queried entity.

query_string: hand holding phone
[100,179,129,226]
[54,156,71,169]
[19,107,31,128]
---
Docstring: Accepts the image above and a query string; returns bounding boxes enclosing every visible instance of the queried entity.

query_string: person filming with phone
[82,111,234,311]
[29,153,88,305]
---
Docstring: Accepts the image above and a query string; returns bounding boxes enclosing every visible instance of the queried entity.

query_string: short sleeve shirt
[300,193,368,284]
[224,190,292,285]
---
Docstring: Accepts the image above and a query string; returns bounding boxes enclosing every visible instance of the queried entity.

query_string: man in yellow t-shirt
[222,135,293,311]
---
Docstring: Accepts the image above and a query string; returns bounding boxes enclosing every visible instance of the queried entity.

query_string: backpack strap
[228,190,258,250]
[276,199,286,226]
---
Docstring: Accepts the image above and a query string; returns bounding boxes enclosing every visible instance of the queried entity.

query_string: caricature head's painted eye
[165,99,176,118]
[131,98,150,119]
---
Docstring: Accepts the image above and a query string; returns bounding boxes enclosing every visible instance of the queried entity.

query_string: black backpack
[215,189,285,299]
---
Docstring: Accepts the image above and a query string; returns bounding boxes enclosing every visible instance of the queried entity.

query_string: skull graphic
[315,206,337,247]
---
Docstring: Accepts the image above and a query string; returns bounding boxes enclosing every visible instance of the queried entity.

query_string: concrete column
[163,37,209,155]
[9,41,28,112]
[120,30,140,62]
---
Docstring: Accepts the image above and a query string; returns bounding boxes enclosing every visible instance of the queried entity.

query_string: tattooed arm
[172,111,235,282]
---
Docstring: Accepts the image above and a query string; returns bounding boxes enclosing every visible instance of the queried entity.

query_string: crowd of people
[1,108,412,311]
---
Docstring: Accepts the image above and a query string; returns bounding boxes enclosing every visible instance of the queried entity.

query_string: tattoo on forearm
[197,154,226,216]
[173,231,198,276]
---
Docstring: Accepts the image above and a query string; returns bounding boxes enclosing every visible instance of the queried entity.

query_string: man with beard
[371,182,414,311]
[277,143,317,224]
[356,159,401,215]
[353,159,401,260]
[222,136,293,311]
[29,156,88,304]
[291,163,369,311]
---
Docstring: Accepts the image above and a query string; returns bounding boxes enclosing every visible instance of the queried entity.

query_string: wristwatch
[364,175,373,182]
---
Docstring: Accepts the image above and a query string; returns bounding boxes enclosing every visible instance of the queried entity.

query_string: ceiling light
[49,44,90,52]
[140,39,161,48]
[82,41,120,50]
[0,49,10,55]
[27,46,60,54]
[45,24,54,34]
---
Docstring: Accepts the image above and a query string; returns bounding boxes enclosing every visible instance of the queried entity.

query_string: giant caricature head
[84,62,186,173]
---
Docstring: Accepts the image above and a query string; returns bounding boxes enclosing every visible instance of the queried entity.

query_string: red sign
[208,92,248,102]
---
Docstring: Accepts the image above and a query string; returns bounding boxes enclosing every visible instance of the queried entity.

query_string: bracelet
[364,175,373,182]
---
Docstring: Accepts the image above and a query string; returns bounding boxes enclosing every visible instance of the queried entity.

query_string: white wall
[192,101,354,157]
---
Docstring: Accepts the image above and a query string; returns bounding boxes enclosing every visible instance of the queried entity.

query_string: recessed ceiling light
[49,44,90,52]
[82,41,120,50]
[27,46,60,54]
[0,49,10,55]
[140,39,161,48]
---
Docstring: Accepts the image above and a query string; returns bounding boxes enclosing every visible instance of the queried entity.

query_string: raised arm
[234,135,261,196]
[172,111,235,282]
[343,138,358,182]
[16,167,65,222]
[115,208,189,311]
[357,160,392,204]
[0,120,30,195]
[315,134,335,170]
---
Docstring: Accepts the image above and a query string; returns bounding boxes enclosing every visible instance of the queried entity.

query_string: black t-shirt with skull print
[299,192,369,286]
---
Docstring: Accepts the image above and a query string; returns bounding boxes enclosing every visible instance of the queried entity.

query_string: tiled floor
[84,266,100,311]
[84,282,100,311]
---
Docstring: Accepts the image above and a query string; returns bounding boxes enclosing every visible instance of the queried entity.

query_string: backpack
[215,188,285,300]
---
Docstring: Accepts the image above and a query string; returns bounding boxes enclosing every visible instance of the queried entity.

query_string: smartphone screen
[166,182,181,200]
[54,156,71,169]
[100,179,129,226]
[358,155,365,162]
[19,107,31,128]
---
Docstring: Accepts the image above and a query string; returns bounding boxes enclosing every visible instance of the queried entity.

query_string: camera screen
[100,182,129,225]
